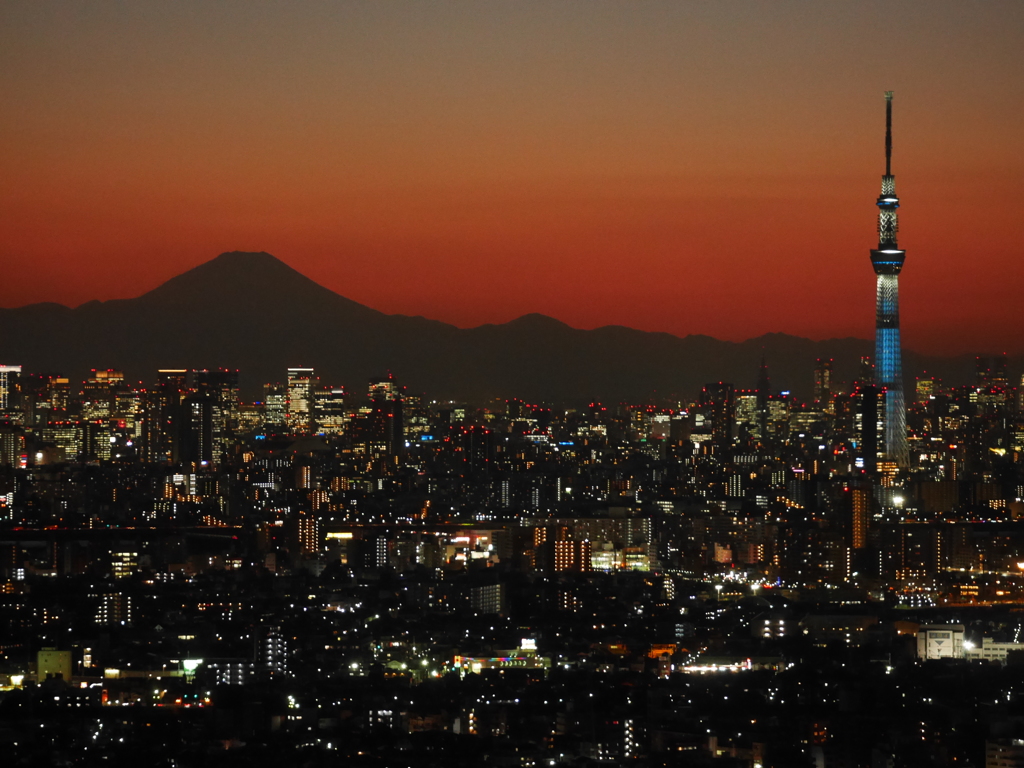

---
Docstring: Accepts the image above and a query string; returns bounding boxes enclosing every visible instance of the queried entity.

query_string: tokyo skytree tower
[869,91,909,467]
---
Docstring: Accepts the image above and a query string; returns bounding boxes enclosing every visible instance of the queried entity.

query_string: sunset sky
[2,2,1021,355]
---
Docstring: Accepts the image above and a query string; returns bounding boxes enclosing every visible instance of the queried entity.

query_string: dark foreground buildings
[0,353,1023,766]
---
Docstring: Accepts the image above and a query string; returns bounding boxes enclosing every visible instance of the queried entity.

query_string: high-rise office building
[0,365,22,423]
[857,356,874,387]
[0,423,25,467]
[141,369,189,463]
[734,391,759,439]
[368,374,403,454]
[49,376,71,412]
[177,392,216,465]
[368,375,399,402]
[869,92,909,467]
[756,358,770,441]
[853,385,882,475]
[157,369,190,394]
[916,376,939,404]
[813,359,833,407]
[196,369,239,427]
[313,387,347,435]
[263,383,287,427]
[975,355,1009,388]
[196,369,239,461]
[286,368,316,433]
[700,382,735,452]
[82,369,125,420]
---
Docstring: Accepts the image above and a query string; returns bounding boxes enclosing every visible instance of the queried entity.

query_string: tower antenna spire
[885,91,893,176]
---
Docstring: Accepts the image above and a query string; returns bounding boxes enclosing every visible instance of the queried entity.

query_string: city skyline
[2,325,1024,766]
[2,2,1023,355]
[4,5,1024,765]
[2,249,1018,407]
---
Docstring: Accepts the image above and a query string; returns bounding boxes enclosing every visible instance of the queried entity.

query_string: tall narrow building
[286,367,317,434]
[756,357,770,442]
[869,91,909,467]
[813,359,833,406]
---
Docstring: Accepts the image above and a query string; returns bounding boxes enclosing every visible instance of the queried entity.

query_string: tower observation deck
[870,91,909,467]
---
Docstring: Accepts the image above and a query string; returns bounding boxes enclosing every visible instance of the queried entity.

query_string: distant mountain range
[0,251,1006,403]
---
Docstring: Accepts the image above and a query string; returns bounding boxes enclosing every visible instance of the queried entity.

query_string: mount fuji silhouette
[0,252,984,401]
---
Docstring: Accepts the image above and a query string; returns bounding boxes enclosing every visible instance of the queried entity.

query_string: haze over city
[2,1,1023,354]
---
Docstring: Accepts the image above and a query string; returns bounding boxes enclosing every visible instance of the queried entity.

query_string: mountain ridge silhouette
[0,251,998,402]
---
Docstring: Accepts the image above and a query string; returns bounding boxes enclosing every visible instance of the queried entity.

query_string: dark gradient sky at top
[1,2,1021,355]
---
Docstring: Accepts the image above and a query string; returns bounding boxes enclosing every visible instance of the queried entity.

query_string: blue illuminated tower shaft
[870,92,909,467]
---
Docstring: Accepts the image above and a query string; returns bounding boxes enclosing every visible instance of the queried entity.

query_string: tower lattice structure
[869,91,909,467]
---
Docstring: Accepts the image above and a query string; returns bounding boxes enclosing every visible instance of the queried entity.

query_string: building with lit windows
[289,512,322,558]
[0,365,22,422]
[852,385,882,474]
[984,739,1024,768]
[177,392,217,465]
[916,376,939,404]
[263,382,286,426]
[94,593,133,626]
[196,368,239,453]
[367,374,403,454]
[141,369,190,464]
[0,424,24,467]
[313,387,347,434]
[81,369,124,420]
[966,637,1024,665]
[849,484,871,550]
[111,551,138,579]
[554,539,591,572]
[286,368,316,433]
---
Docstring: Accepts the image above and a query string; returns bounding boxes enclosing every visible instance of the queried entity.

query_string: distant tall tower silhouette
[869,91,909,467]
[756,356,770,441]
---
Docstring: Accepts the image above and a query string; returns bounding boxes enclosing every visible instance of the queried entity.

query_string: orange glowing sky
[2,2,1022,354]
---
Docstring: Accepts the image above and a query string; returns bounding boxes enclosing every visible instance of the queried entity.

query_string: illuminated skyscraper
[286,367,316,433]
[0,365,22,422]
[177,392,216,465]
[196,369,239,427]
[915,376,938,404]
[368,374,403,454]
[368,375,399,402]
[82,369,124,420]
[263,383,286,427]
[195,369,238,462]
[869,92,909,467]
[313,386,347,435]
[852,384,882,475]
